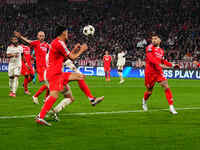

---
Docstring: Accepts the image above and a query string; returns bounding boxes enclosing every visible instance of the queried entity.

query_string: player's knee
[50,91,59,99]
[147,91,152,95]
[71,96,75,102]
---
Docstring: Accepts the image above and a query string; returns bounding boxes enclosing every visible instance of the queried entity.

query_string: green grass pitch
[0,72,200,150]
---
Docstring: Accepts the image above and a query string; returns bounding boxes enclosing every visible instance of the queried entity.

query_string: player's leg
[118,66,124,83]
[32,68,47,104]
[23,75,30,95]
[11,66,21,97]
[49,85,74,121]
[107,68,111,81]
[8,64,14,96]
[142,74,155,111]
[8,76,14,96]
[159,80,178,114]
[36,73,84,126]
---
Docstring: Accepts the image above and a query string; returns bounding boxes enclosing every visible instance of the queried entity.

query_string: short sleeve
[6,47,12,54]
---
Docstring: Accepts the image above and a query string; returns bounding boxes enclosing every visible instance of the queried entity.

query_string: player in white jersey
[117,50,126,84]
[7,36,23,97]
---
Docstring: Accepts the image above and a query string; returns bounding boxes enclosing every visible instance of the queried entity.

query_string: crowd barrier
[1,63,200,79]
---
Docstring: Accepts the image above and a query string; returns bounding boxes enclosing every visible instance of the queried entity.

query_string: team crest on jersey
[148,48,152,52]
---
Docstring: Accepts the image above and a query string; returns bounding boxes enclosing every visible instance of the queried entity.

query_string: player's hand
[74,43,81,50]
[80,44,88,52]
[173,64,180,69]
[193,61,199,65]
[14,31,21,38]
[14,53,19,57]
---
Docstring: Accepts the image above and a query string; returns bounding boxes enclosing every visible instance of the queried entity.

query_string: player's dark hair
[151,32,161,38]
[55,25,67,37]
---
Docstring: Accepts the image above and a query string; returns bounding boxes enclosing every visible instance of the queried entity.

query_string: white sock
[118,72,123,81]
[9,78,14,91]
[53,98,72,113]
[12,77,19,94]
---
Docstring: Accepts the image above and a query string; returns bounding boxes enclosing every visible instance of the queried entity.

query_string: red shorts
[48,72,71,92]
[21,64,34,76]
[37,66,46,82]
[104,66,111,72]
[145,73,167,89]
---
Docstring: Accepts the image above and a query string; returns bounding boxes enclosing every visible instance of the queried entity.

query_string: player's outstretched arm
[193,61,200,67]
[14,31,32,44]
[68,44,88,60]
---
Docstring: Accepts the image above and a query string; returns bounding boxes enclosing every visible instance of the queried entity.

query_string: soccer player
[14,31,49,104]
[103,51,112,81]
[7,36,23,97]
[142,33,178,114]
[21,44,34,95]
[117,50,126,84]
[36,25,104,126]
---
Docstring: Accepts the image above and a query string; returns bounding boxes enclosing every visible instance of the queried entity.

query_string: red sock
[45,88,49,99]
[28,76,33,82]
[39,96,57,119]
[165,88,174,105]
[24,77,29,91]
[105,72,107,79]
[34,85,48,97]
[144,91,151,101]
[108,71,110,79]
[78,80,94,99]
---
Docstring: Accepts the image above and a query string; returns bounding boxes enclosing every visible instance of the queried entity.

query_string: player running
[103,51,112,81]
[142,33,178,114]
[36,25,104,126]
[117,50,126,84]
[21,44,34,95]
[7,36,23,97]
[14,31,49,104]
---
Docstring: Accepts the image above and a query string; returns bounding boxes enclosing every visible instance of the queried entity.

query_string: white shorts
[8,63,21,77]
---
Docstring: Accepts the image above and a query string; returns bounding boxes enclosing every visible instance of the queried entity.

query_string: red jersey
[21,45,32,66]
[103,55,112,67]
[145,44,172,75]
[46,38,71,80]
[30,40,49,68]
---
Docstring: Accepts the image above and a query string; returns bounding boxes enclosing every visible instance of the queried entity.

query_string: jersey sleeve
[6,47,12,54]
[30,40,38,47]
[57,41,71,57]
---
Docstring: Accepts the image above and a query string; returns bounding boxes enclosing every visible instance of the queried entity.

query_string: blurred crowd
[0,0,200,68]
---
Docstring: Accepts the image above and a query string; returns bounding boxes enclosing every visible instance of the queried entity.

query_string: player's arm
[193,61,200,67]
[6,47,18,58]
[21,53,30,70]
[14,31,32,44]
[59,42,87,61]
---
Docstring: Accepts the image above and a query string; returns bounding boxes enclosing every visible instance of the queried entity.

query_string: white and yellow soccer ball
[83,25,95,36]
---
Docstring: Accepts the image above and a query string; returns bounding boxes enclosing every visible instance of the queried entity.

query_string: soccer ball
[83,25,95,36]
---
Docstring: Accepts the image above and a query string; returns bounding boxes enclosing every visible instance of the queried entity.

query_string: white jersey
[64,59,81,74]
[7,45,23,67]
[117,52,126,66]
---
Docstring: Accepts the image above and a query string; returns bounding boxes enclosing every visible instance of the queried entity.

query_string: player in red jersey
[142,33,179,114]
[103,51,112,81]
[35,25,104,126]
[14,31,49,104]
[21,44,34,95]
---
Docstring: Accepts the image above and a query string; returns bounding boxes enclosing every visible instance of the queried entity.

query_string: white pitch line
[0,107,200,120]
